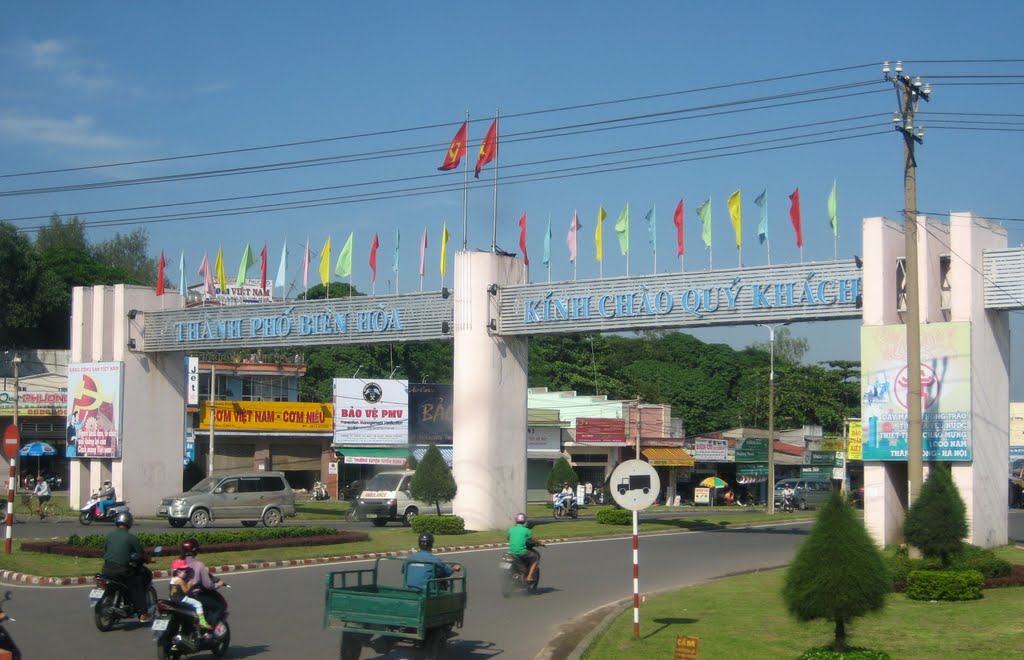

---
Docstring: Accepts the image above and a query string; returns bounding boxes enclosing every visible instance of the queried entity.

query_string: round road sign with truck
[610,459,661,511]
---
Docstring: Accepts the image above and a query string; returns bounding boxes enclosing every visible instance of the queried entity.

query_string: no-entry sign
[3,424,19,459]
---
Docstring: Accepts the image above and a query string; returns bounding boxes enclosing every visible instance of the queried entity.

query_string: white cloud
[18,38,115,93]
[0,113,140,150]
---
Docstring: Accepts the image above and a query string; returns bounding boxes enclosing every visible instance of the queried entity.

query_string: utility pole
[885,60,930,505]
[208,363,216,476]
[12,355,20,432]
[758,323,788,514]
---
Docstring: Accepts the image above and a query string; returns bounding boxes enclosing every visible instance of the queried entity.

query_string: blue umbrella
[19,441,56,457]
[18,441,56,479]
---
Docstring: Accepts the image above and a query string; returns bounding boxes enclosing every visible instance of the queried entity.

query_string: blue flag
[645,206,656,251]
[754,190,768,244]
[542,216,551,266]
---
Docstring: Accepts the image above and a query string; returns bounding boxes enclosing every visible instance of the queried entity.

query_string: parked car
[773,477,834,511]
[352,470,452,526]
[157,470,297,528]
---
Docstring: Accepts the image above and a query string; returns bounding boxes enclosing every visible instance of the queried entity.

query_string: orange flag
[438,121,468,171]
[474,119,498,178]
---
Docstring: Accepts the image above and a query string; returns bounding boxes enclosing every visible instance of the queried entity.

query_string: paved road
[3,518,814,659]
[4,512,1021,659]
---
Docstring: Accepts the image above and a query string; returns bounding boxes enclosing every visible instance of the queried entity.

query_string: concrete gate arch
[72,212,1022,545]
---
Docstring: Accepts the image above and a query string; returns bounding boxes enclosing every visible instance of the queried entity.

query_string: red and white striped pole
[3,423,22,555]
[4,457,14,554]
[632,509,640,640]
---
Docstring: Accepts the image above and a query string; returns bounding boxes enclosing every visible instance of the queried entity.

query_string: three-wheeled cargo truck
[323,556,467,660]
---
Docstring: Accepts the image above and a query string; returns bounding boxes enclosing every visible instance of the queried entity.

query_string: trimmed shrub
[546,457,578,494]
[949,545,1012,579]
[798,648,891,660]
[409,515,466,536]
[906,569,984,601]
[596,508,632,525]
[65,526,340,549]
[903,464,968,566]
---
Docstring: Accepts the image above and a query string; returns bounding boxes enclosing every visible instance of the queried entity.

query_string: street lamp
[757,322,789,514]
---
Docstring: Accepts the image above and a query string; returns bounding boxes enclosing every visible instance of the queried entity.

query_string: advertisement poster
[332,378,409,445]
[694,438,728,462]
[846,421,863,461]
[408,383,453,445]
[860,323,971,461]
[199,401,332,432]
[66,362,124,458]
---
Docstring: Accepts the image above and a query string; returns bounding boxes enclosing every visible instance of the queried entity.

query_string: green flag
[828,179,838,237]
[235,243,256,286]
[335,232,354,277]
[697,198,712,248]
[614,203,630,255]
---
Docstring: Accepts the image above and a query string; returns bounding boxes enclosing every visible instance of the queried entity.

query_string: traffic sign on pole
[610,459,660,511]
[2,423,19,459]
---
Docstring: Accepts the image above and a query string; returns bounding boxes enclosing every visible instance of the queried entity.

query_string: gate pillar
[69,285,186,516]
[451,251,528,531]
[861,213,1008,547]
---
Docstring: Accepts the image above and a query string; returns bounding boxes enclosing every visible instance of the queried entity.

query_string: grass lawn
[0,509,809,577]
[582,545,1024,660]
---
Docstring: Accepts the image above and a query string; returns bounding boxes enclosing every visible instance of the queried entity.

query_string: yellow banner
[821,438,845,452]
[847,420,863,460]
[199,401,333,431]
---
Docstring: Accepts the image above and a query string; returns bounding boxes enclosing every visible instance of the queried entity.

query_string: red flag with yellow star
[438,121,468,171]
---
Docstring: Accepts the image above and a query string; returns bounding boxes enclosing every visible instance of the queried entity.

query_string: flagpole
[490,109,499,254]
[738,245,742,269]
[547,211,552,283]
[834,235,838,260]
[350,275,353,298]
[767,237,772,267]
[462,110,469,251]
[710,244,713,271]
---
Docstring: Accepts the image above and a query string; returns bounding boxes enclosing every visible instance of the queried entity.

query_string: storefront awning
[642,447,695,467]
[335,447,408,466]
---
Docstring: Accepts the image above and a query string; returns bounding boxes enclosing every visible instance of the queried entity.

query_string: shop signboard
[693,487,710,504]
[694,438,728,462]
[199,401,332,432]
[186,356,199,406]
[861,322,972,461]
[527,426,560,453]
[575,418,625,443]
[820,438,845,452]
[184,427,195,465]
[810,451,843,466]
[408,383,453,444]
[735,438,768,462]
[801,465,832,478]
[0,391,67,417]
[66,362,124,459]
[737,463,768,477]
[332,378,409,445]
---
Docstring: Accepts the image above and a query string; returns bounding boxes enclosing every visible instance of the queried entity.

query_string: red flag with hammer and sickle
[437,121,468,171]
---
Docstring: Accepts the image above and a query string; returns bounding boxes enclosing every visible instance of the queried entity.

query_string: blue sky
[2,2,1022,396]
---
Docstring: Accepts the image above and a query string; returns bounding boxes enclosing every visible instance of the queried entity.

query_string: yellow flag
[214,246,227,292]
[440,223,452,278]
[318,236,331,286]
[727,189,742,248]
[595,206,606,262]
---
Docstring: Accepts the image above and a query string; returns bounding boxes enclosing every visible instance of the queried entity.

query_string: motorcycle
[79,494,131,525]
[499,539,543,597]
[779,493,795,513]
[552,493,578,519]
[311,480,329,501]
[90,551,158,631]
[0,590,21,660]
[153,584,231,659]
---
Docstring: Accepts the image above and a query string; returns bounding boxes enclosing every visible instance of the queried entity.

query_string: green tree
[34,213,89,253]
[546,457,578,494]
[749,326,809,364]
[408,444,457,516]
[0,222,65,347]
[783,490,889,652]
[903,464,968,566]
[91,227,157,285]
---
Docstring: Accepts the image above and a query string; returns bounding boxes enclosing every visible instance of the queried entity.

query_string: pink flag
[197,252,215,295]
[518,213,529,266]
[419,227,428,277]
[369,233,380,283]
[302,238,310,289]
[259,243,268,293]
[156,251,166,296]
[673,199,685,256]
[566,210,581,263]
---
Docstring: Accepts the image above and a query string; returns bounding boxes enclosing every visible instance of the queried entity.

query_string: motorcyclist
[403,532,461,591]
[508,513,544,583]
[555,481,575,512]
[95,480,117,517]
[781,483,795,510]
[101,511,150,622]
[180,538,227,627]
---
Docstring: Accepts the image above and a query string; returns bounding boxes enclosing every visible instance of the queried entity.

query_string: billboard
[408,383,453,445]
[860,322,972,461]
[199,401,332,432]
[66,362,124,458]
[575,418,625,443]
[0,391,67,417]
[332,378,408,445]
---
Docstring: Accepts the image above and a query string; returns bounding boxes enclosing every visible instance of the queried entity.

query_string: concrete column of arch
[451,251,529,531]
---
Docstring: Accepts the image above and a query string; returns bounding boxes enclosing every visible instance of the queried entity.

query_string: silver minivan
[773,477,834,510]
[158,470,297,528]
